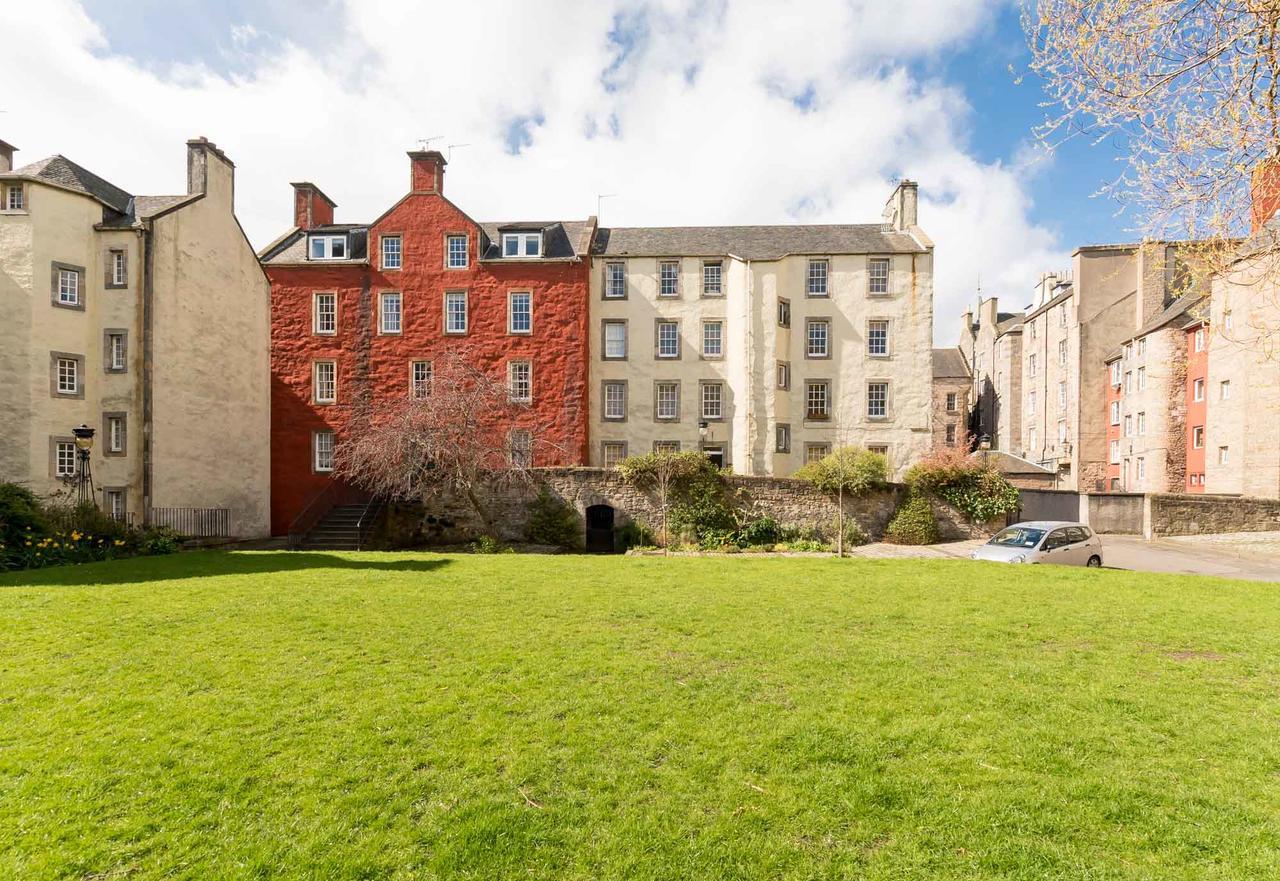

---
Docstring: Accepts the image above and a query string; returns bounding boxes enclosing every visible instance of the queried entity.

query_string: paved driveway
[1093,534,1280,582]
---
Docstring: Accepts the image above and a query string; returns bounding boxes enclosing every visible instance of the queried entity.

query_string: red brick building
[261,151,593,535]
[1183,319,1208,492]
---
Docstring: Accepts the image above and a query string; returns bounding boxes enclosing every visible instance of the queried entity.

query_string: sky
[2,0,1132,344]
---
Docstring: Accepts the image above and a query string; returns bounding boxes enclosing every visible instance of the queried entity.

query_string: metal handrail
[287,479,368,549]
[354,496,383,551]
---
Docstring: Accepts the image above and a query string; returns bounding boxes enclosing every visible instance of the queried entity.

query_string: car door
[1063,527,1090,565]
[1039,528,1074,565]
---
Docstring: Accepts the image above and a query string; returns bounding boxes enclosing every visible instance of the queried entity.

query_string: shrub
[615,520,655,552]
[905,447,1020,523]
[470,535,511,554]
[735,517,781,548]
[0,483,47,549]
[525,487,582,549]
[884,493,939,545]
[697,528,738,551]
[795,447,889,496]
[618,451,733,546]
[835,518,869,548]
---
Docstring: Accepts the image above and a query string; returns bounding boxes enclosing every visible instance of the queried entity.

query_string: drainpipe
[141,223,154,526]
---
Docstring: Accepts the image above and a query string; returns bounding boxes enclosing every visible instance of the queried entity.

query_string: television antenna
[597,193,617,222]
[447,143,470,162]
[416,135,443,151]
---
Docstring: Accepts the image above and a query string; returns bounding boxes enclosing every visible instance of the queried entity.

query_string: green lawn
[2,553,1278,880]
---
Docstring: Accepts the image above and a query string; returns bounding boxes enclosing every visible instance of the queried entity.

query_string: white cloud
[0,0,1064,341]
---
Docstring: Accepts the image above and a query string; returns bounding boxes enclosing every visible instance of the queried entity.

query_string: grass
[1,552,1278,880]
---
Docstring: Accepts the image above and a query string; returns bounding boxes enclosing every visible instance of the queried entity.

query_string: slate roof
[932,347,970,379]
[590,223,925,259]
[12,154,133,214]
[260,227,370,264]
[977,450,1055,477]
[1103,293,1206,361]
[1023,285,1074,322]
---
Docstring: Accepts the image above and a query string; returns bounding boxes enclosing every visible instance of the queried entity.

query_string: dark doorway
[585,504,616,553]
[702,445,725,469]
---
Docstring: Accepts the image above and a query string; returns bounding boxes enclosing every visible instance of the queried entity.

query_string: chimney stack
[884,179,919,231]
[0,139,17,174]
[408,150,447,195]
[1251,157,1280,233]
[291,182,336,229]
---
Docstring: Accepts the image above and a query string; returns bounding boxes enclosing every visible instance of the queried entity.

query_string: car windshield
[989,527,1046,548]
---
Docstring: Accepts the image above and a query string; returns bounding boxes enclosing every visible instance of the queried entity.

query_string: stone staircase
[298,503,383,551]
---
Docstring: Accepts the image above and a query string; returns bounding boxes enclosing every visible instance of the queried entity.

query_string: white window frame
[1137,367,1147,391]
[603,320,627,360]
[309,235,347,260]
[104,489,126,520]
[508,291,533,335]
[1137,411,1146,435]
[1193,378,1205,402]
[502,231,542,258]
[656,320,680,359]
[57,269,80,306]
[108,333,126,371]
[1110,401,1121,425]
[1109,439,1120,464]
[604,262,626,299]
[313,292,337,335]
[508,361,532,403]
[313,431,335,473]
[701,320,723,358]
[602,441,627,469]
[805,380,830,421]
[806,258,829,297]
[379,292,402,334]
[446,234,469,269]
[866,319,889,357]
[602,381,627,421]
[509,429,533,467]
[411,360,432,399]
[111,250,127,286]
[867,381,889,419]
[805,318,830,359]
[56,357,78,395]
[777,298,791,328]
[444,291,468,335]
[700,382,724,420]
[702,261,723,296]
[658,261,680,298]
[1218,445,1229,465]
[5,184,24,211]
[945,392,958,413]
[1058,339,1067,366]
[1194,328,1206,352]
[1220,380,1230,400]
[107,415,126,453]
[55,441,76,477]
[775,422,790,453]
[313,360,337,405]
[655,381,680,421]
[868,257,890,295]
[1193,426,1204,449]
[776,361,791,390]
[380,235,402,270]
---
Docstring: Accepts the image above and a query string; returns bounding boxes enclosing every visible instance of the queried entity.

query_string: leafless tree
[334,352,563,533]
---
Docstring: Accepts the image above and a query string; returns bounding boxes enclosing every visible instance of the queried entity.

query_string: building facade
[261,151,594,535]
[931,348,971,448]
[588,181,935,477]
[0,137,271,536]
[958,296,1023,451]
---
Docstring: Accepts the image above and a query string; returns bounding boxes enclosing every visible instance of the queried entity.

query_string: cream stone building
[1206,227,1280,498]
[588,181,934,477]
[958,296,1023,451]
[0,137,271,537]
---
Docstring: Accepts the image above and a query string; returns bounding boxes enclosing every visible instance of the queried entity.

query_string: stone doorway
[585,504,616,553]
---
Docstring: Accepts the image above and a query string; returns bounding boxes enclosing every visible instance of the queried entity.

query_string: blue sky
[8,0,1135,339]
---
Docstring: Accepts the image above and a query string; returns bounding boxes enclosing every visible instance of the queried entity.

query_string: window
[807,259,829,296]
[1029,353,1037,378]
[508,361,532,403]
[805,318,830,358]
[604,262,626,298]
[313,292,337,334]
[502,231,541,257]
[867,381,889,419]
[653,441,681,454]
[1137,458,1146,481]
[55,357,78,395]
[1124,343,1132,360]
[446,235,468,268]
[1058,339,1067,366]
[776,361,791,390]
[106,415,126,454]
[1109,439,1120,463]
[379,292,402,334]
[867,444,889,461]
[1123,371,1132,394]
[656,320,680,359]
[946,392,958,412]
[1058,381,1066,410]
[868,258,890,295]
[702,261,723,296]
[1137,411,1146,435]
[1029,427,1038,451]
[702,320,723,358]
[5,184,23,211]
[56,267,80,306]
[805,380,830,420]
[945,423,957,446]
[775,423,791,453]
[659,261,680,297]
[1030,321,1037,341]
[777,298,791,328]
[313,361,336,404]
[309,235,347,260]
[867,320,889,357]
[1058,420,1067,444]
[1218,445,1229,465]
[1193,378,1204,401]
[1111,401,1121,425]
[110,250,127,287]
[444,291,467,334]
[313,431,335,472]
[602,320,627,360]
[381,235,402,270]
[1137,338,1146,357]
[1060,306,1068,327]
[602,441,627,469]
[106,332,127,372]
[1124,414,1132,437]
[1137,367,1146,391]
[104,489,126,521]
[1194,328,1206,352]
[701,382,723,420]
[1110,362,1121,385]
[1028,391,1036,415]
[1192,426,1204,448]
[509,430,533,467]
[805,443,831,464]
[508,291,532,334]
[602,381,627,421]
[1223,312,1233,331]
[54,441,76,478]
[411,361,432,399]
[655,381,680,421]
[1220,380,1231,400]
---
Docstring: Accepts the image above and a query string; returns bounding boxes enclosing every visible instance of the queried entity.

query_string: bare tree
[334,352,561,534]
[617,450,709,553]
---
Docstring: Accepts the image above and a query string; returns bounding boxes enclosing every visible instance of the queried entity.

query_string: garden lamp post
[72,423,96,507]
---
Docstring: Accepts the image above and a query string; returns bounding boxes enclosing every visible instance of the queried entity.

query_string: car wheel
[1086,555,1102,568]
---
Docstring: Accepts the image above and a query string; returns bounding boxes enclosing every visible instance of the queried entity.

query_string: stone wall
[379,467,990,547]
[1148,493,1280,537]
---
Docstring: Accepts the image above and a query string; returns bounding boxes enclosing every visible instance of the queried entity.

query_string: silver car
[971,521,1104,567]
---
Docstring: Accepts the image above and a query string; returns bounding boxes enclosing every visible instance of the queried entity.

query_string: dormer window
[309,235,347,260]
[502,231,541,258]
[4,184,23,212]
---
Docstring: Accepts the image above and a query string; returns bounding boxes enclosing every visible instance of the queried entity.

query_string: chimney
[408,150,447,194]
[883,179,919,231]
[0,139,16,173]
[290,182,336,229]
[1251,157,1280,233]
[186,137,236,205]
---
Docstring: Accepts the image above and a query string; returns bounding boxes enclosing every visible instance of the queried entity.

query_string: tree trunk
[837,484,845,557]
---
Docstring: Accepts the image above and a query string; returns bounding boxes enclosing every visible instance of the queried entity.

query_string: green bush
[905,447,1020,523]
[470,535,511,554]
[884,493,939,545]
[615,520,655,552]
[835,518,869,548]
[618,451,735,545]
[735,517,781,547]
[525,487,582,549]
[0,483,47,549]
[795,447,889,496]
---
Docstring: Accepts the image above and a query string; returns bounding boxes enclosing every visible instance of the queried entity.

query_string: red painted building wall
[1184,323,1208,492]
[1104,359,1121,490]
[266,153,590,535]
